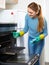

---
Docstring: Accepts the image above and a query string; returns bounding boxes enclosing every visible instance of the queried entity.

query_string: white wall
[44,0,49,62]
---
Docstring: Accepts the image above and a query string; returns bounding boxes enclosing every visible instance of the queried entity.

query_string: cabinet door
[6,0,18,4]
[0,0,5,9]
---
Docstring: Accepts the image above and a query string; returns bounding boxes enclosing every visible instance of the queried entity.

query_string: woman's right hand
[12,32,20,38]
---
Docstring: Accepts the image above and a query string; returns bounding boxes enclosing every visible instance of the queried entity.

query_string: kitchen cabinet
[0,0,18,9]
[6,0,18,4]
[0,0,5,9]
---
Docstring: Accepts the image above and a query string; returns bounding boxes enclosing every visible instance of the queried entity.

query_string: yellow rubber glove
[12,31,25,38]
[30,34,45,43]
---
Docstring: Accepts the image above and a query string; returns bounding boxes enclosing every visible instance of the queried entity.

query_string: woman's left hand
[30,37,40,43]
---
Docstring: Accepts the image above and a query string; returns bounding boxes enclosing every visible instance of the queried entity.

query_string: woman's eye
[29,12,33,14]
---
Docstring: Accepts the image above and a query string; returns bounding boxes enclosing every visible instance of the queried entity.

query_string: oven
[0,24,39,65]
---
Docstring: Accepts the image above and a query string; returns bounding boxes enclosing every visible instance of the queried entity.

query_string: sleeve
[23,14,29,33]
[43,18,48,37]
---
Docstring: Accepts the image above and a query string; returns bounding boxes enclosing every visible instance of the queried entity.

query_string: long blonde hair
[28,2,44,32]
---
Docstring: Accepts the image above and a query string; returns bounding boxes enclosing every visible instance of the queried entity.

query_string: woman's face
[27,7,38,18]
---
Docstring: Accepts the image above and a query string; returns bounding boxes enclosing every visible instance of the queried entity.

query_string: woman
[13,2,48,65]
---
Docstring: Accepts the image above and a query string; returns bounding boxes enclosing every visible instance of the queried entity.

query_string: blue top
[23,14,48,38]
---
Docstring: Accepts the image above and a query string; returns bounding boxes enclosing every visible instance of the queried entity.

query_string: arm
[39,18,48,39]
[22,14,29,34]
[31,18,48,43]
[12,14,29,38]
[42,18,48,37]
[19,14,29,36]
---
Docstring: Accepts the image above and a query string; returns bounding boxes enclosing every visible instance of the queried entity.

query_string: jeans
[28,36,44,65]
